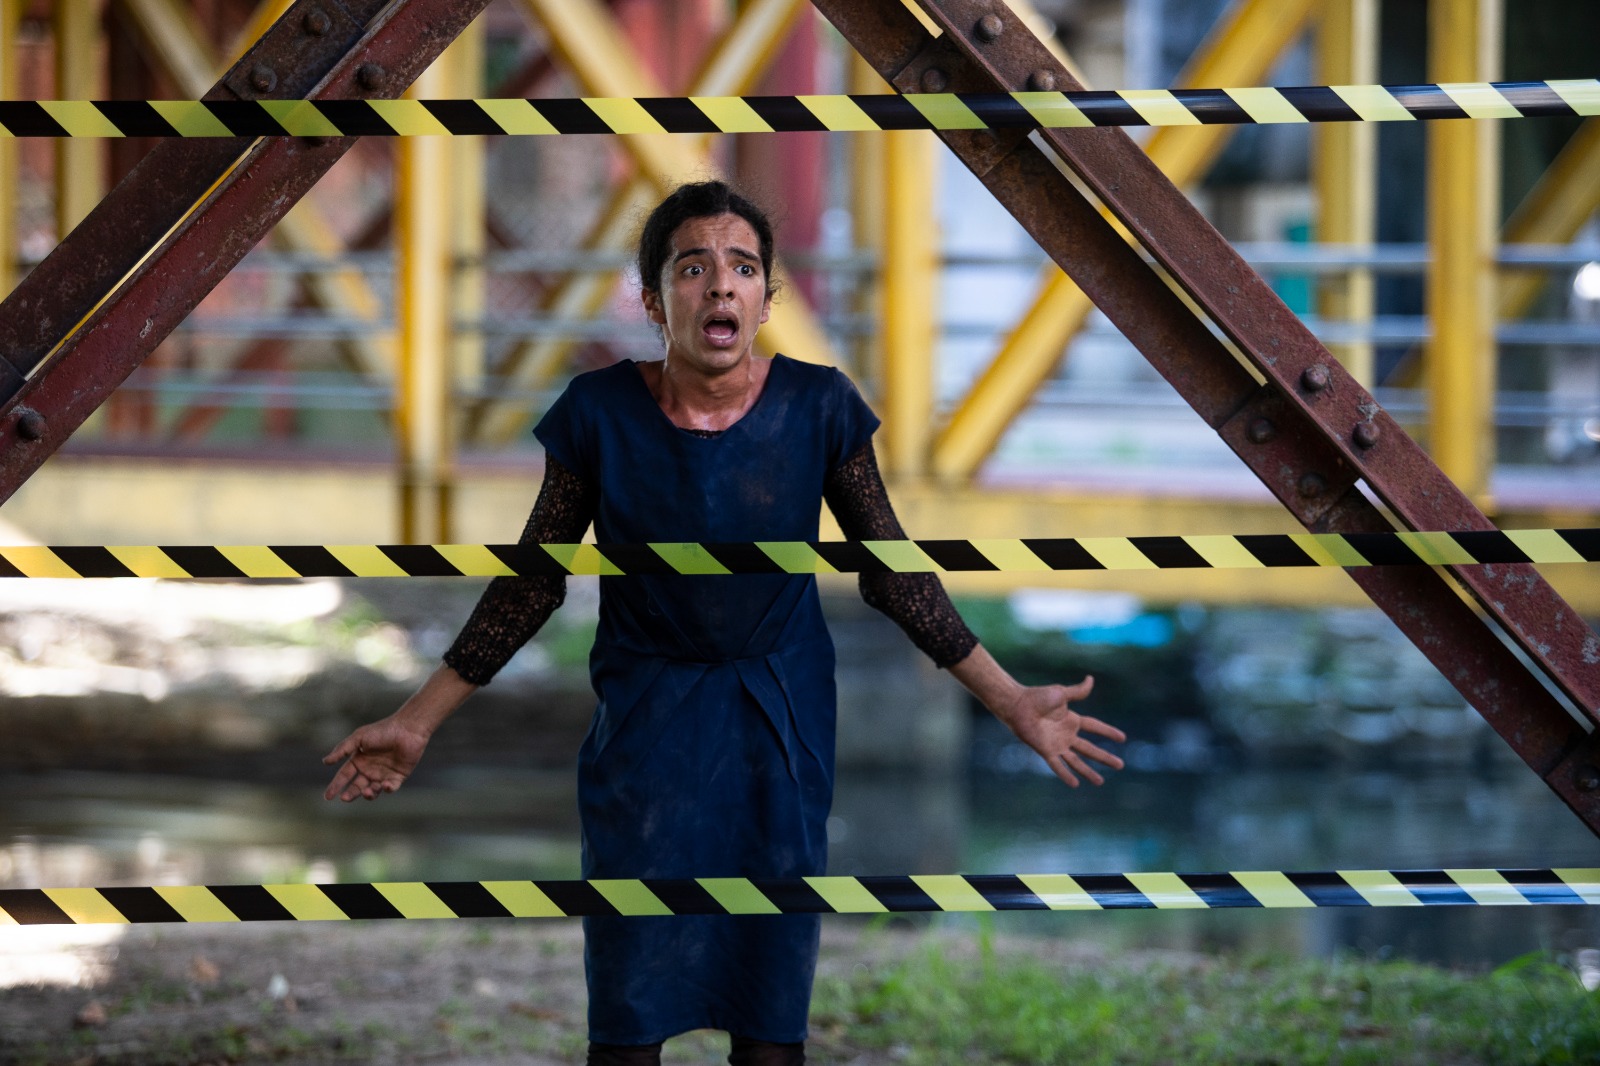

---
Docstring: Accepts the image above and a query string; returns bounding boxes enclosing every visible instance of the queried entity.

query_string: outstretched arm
[322,456,597,802]
[946,646,1123,788]
[823,442,1125,787]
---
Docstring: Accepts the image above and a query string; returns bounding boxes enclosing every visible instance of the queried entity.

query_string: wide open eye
[683,263,704,277]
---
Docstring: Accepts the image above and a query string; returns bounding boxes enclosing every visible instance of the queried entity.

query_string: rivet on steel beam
[357,63,386,92]
[1297,473,1327,499]
[1300,364,1331,392]
[303,8,331,36]
[1353,422,1381,449]
[920,68,949,93]
[15,408,45,441]
[1577,765,1600,792]
[250,64,278,93]
[1027,70,1057,92]
[1247,418,1276,444]
[975,13,1004,42]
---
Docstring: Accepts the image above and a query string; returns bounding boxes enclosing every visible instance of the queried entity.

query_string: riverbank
[3,919,1597,1065]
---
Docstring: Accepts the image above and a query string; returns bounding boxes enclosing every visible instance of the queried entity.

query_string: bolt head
[1297,472,1327,499]
[920,68,949,93]
[357,63,386,92]
[1353,421,1381,449]
[975,13,1004,41]
[1027,70,1058,92]
[1577,765,1600,792]
[16,408,44,441]
[249,64,277,93]
[1247,417,1276,444]
[303,8,331,36]
[1300,363,1331,392]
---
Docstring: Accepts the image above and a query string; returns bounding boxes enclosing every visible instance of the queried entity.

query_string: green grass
[811,935,1600,1065]
[12,930,1600,1065]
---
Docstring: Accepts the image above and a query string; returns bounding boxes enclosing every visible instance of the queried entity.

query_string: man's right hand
[320,663,478,802]
[322,714,432,802]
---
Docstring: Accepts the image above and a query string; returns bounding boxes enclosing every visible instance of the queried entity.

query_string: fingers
[1074,738,1125,772]
[323,759,360,801]
[1048,755,1080,788]
[322,730,361,765]
[1062,750,1105,787]
[1059,675,1094,702]
[325,753,405,803]
[339,765,387,803]
[1077,715,1127,744]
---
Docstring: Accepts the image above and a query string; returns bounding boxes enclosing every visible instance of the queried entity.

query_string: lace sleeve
[441,456,598,685]
[823,442,979,669]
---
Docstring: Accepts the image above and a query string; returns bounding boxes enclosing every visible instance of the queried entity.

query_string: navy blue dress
[533,354,880,1045]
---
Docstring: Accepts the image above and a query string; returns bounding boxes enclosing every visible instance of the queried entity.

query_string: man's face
[642,212,772,375]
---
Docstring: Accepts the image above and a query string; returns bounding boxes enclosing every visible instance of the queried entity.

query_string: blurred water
[4,710,1597,969]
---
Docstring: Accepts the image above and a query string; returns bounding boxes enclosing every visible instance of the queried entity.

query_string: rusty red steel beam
[0,0,378,399]
[814,0,1600,833]
[0,0,492,494]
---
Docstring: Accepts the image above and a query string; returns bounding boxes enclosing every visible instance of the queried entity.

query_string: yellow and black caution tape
[0,529,1595,578]
[4,869,1597,925]
[1,80,1595,138]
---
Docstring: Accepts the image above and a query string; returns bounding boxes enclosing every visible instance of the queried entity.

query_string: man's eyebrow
[671,246,761,264]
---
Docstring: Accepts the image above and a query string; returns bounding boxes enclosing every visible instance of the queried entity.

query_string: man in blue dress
[323,181,1126,1065]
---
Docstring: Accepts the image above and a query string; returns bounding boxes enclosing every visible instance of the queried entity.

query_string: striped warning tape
[4,869,1598,924]
[1,80,1595,137]
[0,529,1595,578]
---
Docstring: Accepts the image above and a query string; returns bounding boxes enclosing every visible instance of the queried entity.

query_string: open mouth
[702,316,738,344]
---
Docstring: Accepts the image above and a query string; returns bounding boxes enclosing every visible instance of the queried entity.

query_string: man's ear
[759,294,772,326]
[642,288,665,325]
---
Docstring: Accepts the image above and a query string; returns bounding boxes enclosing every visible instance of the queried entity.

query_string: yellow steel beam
[1140,0,1322,190]
[470,0,818,445]
[114,0,394,380]
[1386,115,1599,393]
[1500,118,1600,318]
[1314,0,1377,387]
[0,0,21,298]
[448,19,487,421]
[1426,0,1501,503]
[465,185,647,446]
[930,0,1319,482]
[113,0,212,95]
[55,0,106,239]
[684,0,804,99]
[881,127,938,477]
[396,59,453,544]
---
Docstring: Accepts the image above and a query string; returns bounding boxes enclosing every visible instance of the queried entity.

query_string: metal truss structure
[0,0,1597,834]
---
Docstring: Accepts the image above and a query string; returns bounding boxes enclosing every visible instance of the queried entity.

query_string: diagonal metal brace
[814,0,1600,834]
[0,0,491,498]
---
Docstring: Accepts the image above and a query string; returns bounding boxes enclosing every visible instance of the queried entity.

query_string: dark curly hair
[636,180,778,299]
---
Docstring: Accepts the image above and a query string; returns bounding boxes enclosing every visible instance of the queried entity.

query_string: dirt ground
[0,918,1120,1066]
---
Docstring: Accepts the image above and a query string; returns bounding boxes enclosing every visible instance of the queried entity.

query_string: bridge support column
[1426,0,1502,503]
[1315,0,1377,388]
[396,58,455,544]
